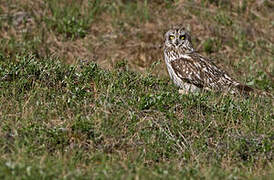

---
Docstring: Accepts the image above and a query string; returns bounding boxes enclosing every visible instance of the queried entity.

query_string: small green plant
[45,0,102,40]
[203,38,221,54]
[253,70,273,91]
[116,1,150,23]
[203,38,214,54]
[214,12,233,26]
[203,0,231,8]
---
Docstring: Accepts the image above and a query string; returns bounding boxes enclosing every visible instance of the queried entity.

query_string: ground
[0,0,273,179]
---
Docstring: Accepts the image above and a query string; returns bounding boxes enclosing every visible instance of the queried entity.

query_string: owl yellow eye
[169,35,175,40]
[180,35,185,40]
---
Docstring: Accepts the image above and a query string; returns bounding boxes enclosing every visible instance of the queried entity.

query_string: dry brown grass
[1,1,273,78]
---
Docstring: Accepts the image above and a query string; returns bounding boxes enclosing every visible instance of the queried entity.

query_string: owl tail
[235,83,274,98]
[236,84,253,93]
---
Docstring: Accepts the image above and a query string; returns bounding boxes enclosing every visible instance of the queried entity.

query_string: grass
[0,54,273,179]
[0,0,273,179]
[44,0,102,40]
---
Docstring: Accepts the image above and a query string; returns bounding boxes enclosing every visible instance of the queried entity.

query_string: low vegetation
[0,0,273,179]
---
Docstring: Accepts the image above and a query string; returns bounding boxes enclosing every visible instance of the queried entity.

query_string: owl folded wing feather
[170,56,240,91]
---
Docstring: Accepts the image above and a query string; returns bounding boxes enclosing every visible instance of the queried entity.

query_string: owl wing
[170,54,238,91]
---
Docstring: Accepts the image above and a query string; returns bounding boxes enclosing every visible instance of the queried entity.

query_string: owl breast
[164,49,200,92]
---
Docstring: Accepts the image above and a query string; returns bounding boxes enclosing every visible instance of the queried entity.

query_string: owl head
[164,26,194,52]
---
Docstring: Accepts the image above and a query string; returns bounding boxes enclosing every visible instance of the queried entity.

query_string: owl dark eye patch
[179,35,185,40]
[169,35,175,40]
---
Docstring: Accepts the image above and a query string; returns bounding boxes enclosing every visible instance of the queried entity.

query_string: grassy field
[0,0,273,179]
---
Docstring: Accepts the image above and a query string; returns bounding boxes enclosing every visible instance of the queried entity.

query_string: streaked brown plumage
[163,25,253,94]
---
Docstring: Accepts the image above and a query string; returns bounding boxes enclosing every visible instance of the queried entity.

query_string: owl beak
[175,40,179,46]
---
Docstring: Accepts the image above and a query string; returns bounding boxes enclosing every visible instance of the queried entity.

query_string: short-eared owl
[164,25,252,94]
